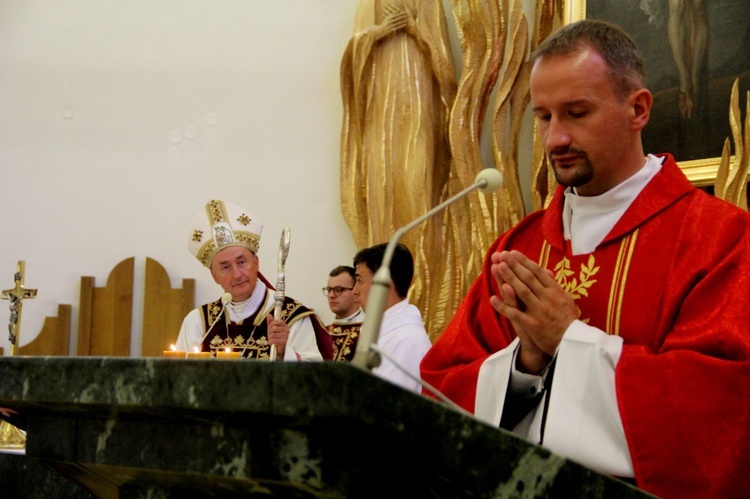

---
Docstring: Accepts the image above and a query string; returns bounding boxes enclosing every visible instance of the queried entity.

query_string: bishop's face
[210,246,259,302]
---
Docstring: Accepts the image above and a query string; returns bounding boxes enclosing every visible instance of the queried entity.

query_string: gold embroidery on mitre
[207,200,228,224]
[196,201,260,266]
[197,244,216,267]
[234,233,260,251]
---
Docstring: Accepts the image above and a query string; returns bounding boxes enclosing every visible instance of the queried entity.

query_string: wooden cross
[1,261,37,356]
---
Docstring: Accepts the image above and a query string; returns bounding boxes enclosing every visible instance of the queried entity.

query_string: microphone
[200,292,233,344]
[351,168,503,371]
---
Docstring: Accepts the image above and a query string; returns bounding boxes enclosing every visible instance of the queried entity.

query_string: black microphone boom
[351,168,503,371]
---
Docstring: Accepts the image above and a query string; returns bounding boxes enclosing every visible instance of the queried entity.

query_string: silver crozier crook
[271,227,291,361]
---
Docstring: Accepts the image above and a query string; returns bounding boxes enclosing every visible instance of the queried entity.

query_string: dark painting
[585,0,750,163]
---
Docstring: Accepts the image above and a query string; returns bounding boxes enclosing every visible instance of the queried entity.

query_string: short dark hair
[353,243,414,298]
[329,265,356,281]
[532,18,646,100]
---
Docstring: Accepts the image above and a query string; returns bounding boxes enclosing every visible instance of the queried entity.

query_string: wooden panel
[141,257,195,357]
[77,258,134,356]
[18,304,72,356]
[77,276,94,356]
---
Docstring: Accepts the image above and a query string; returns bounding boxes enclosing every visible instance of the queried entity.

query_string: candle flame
[193,346,200,353]
[170,344,177,351]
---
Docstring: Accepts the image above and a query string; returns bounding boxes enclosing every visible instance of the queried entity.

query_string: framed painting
[565,0,750,187]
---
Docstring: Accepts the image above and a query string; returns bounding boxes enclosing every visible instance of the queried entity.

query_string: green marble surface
[0,357,651,498]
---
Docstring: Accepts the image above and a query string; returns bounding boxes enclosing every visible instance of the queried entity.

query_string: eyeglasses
[322,286,353,297]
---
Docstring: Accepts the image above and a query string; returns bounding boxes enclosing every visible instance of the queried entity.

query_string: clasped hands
[490,250,578,375]
[371,4,417,39]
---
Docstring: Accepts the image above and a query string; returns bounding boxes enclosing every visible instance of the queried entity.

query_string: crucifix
[1,261,37,357]
[0,261,36,450]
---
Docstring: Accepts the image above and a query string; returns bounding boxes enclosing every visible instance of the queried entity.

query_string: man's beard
[550,151,594,188]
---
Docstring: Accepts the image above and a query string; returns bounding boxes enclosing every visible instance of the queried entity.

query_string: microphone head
[221,292,233,306]
[475,168,503,193]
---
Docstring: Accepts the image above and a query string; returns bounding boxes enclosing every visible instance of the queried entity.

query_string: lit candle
[186,346,212,359]
[217,347,242,360]
[163,344,186,358]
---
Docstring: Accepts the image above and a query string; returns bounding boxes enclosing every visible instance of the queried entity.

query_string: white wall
[0,1,363,354]
[0,1,544,356]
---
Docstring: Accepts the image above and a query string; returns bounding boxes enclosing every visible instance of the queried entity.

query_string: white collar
[562,154,663,254]
[227,280,267,320]
[337,308,364,322]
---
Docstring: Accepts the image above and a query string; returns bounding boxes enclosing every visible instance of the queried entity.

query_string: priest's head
[189,199,263,301]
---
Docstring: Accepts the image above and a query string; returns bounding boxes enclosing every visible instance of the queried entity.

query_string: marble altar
[0,357,651,498]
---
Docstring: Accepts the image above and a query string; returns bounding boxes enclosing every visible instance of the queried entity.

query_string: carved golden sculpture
[714,78,749,211]
[340,0,457,337]
[341,0,560,340]
[0,414,25,449]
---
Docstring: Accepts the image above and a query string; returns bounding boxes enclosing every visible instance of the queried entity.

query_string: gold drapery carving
[0,419,25,449]
[340,0,457,340]
[714,78,749,211]
[340,0,561,340]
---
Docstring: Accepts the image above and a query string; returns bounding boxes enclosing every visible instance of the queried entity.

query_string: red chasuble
[420,154,750,498]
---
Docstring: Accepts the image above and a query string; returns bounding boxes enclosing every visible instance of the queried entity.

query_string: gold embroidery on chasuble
[328,323,361,362]
[607,231,638,336]
[539,232,639,335]
[203,299,272,359]
[201,296,316,359]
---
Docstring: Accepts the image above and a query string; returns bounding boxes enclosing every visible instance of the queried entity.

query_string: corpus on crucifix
[1,260,37,357]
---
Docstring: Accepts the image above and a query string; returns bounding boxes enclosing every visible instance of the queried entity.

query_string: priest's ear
[630,88,652,132]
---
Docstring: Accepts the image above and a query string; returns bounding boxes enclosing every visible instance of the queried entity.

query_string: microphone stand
[351,168,503,371]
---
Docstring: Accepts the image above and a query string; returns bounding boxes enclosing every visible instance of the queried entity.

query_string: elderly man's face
[210,246,259,302]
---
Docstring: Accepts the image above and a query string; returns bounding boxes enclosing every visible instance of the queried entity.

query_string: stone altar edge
[0,357,650,498]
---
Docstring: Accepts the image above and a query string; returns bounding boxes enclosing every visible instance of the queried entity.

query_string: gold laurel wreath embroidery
[553,255,599,322]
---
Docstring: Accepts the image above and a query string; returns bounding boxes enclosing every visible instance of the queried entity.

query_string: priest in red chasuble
[421,19,750,499]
